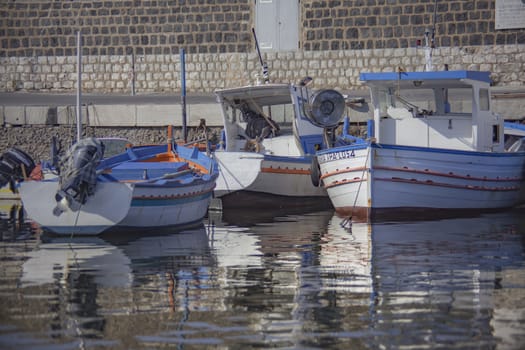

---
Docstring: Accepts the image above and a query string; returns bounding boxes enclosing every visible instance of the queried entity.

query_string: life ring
[310,156,321,187]
[243,139,261,153]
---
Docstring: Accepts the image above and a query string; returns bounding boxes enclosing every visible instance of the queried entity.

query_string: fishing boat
[314,67,525,220]
[19,136,218,235]
[213,81,345,209]
[208,28,345,209]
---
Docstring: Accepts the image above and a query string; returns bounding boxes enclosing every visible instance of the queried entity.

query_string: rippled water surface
[1,202,524,349]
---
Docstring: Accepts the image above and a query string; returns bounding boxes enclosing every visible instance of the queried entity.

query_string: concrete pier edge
[1,86,524,128]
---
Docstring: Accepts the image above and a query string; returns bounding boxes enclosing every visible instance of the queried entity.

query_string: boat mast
[180,48,187,143]
[76,31,82,142]
[252,28,269,84]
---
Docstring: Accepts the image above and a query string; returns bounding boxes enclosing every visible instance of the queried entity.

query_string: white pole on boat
[180,48,187,143]
[252,28,269,84]
[76,30,82,142]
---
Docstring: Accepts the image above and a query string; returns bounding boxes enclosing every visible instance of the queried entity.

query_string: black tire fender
[310,156,321,187]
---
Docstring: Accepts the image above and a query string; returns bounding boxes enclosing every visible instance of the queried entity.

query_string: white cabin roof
[215,83,293,106]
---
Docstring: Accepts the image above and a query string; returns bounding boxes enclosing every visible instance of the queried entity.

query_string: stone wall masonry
[1,44,524,93]
[301,0,525,51]
[1,0,524,93]
[1,0,252,57]
[2,0,524,58]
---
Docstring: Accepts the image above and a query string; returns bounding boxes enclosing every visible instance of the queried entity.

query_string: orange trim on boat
[324,177,366,189]
[377,177,520,191]
[322,165,522,183]
[136,152,209,175]
[320,166,367,180]
[374,165,522,182]
[261,166,310,175]
[324,175,519,192]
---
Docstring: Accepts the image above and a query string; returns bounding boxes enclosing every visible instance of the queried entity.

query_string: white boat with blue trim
[212,81,345,209]
[314,69,525,220]
[19,137,218,235]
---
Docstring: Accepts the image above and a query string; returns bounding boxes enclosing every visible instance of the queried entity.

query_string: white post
[424,30,433,72]
[76,31,82,142]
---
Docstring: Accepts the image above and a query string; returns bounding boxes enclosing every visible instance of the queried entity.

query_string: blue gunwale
[359,70,491,83]
[317,142,525,158]
[263,154,314,163]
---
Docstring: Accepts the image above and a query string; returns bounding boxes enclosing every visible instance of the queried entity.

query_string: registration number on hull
[318,150,356,164]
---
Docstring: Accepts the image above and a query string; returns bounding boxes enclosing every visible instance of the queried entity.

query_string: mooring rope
[69,204,82,240]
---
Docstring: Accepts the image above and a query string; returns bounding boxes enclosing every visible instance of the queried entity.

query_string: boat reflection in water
[3,205,525,349]
[20,224,212,301]
[358,211,525,349]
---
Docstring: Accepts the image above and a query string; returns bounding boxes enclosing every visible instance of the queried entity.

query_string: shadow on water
[213,203,334,227]
[347,205,525,224]
[1,201,525,349]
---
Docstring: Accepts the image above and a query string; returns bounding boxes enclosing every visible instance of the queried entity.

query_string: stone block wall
[0,0,524,93]
[1,44,524,93]
[301,0,525,50]
[1,0,252,56]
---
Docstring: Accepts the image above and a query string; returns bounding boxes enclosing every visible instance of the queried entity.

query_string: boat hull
[214,151,327,204]
[20,181,133,235]
[20,141,218,235]
[318,143,525,219]
[20,179,215,235]
[118,181,215,228]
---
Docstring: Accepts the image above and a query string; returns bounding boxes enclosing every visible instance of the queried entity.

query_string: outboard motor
[0,147,36,192]
[304,89,346,129]
[55,138,104,210]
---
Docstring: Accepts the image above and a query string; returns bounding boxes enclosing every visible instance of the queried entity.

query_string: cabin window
[233,99,293,138]
[479,88,490,111]
[377,89,391,117]
[392,89,436,116]
[493,125,500,143]
[265,103,294,133]
[377,88,437,116]
[446,88,472,114]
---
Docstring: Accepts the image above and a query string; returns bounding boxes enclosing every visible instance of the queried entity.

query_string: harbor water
[0,202,524,349]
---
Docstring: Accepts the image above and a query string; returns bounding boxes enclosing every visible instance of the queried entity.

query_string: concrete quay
[1,86,524,128]
[0,91,223,128]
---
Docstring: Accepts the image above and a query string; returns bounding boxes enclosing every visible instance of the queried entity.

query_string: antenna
[424,0,439,71]
[431,0,438,49]
[252,28,269,83]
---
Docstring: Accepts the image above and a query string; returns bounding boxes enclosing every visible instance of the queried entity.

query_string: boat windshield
[228,95,295,137]
[377,86,474,117]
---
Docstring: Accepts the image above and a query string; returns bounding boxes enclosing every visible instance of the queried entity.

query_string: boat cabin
[214,83,326,156]
[360,70,504,152]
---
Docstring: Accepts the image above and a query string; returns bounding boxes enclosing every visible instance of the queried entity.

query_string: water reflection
[0,204,524,349]
[0,201,31,240]
[367,213,525,349]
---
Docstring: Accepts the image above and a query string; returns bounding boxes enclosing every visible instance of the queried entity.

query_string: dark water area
[1,201,524,350]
